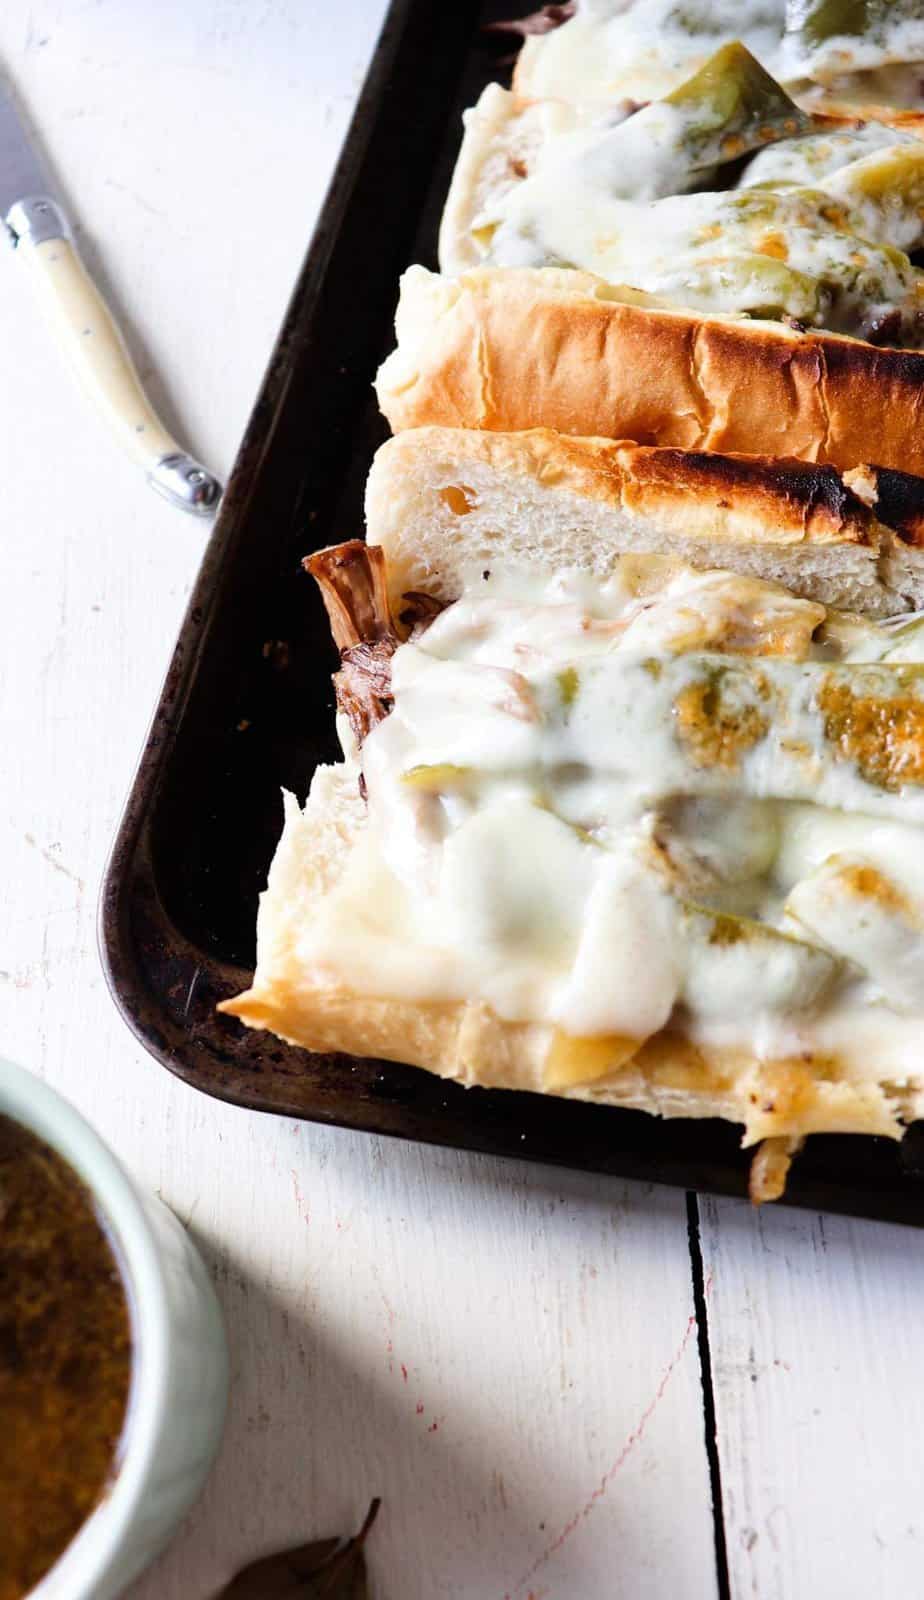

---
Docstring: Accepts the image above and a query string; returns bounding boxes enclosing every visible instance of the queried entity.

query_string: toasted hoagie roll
[222,458,924,1199]
[364,427,924,619]
[398,41,924,473]
[439,76,924,281]
[376,265,924,477]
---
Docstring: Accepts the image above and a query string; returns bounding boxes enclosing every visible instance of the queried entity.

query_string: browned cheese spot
[818,676,924,792]
[673,671,769,772]
[756,231,789,261]
[708,914,748,947]
[837,861,919,921]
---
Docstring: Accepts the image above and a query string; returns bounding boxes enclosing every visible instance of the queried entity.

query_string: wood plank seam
[688,1192,732,1600]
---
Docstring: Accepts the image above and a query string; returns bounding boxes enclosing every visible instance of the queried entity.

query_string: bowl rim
[0,1056,174,1599]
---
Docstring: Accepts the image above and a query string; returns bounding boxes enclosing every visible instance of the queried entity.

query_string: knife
[0,81,222,516]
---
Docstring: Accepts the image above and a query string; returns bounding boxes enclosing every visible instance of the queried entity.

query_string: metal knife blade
[0,80,54,230]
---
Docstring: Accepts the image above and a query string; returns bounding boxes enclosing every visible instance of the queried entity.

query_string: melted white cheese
[797,60,924,106]
[300,567,924,1077]
[781,3,924,84]
[516,0,924,102]
[516,1,788,104]
[480,178,923,332]
[473,31,924,336]
[741,120,915,187]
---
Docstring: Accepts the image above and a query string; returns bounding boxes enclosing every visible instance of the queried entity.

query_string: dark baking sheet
[100,0,924,1225]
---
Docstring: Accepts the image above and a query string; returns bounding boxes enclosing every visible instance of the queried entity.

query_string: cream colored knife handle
[6,196,221,515]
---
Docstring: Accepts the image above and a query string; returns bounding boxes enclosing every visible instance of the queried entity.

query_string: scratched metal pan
[99,0,924,1226]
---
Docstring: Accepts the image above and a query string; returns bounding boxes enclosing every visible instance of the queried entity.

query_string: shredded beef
[398,589,445,633]
[305,541,397,747]
[482,3,575,39]
[304,540,394,652]
[305,541,447,751]
[334,639,396,746]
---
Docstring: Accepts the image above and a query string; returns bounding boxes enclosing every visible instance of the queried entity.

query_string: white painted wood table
[0,5,922,1597]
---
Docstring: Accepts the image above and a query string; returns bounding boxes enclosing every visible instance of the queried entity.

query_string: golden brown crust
[222,953,909,1146]
[376,268,924,477]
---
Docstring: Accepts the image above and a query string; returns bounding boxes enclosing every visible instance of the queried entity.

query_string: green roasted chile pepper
[786,0,870,46]
[664,42,811,170]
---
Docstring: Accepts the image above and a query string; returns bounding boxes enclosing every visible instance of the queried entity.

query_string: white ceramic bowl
[0,1057,228,1600]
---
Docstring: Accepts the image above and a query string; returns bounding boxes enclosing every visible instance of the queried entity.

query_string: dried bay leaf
[216,1499,381,1600]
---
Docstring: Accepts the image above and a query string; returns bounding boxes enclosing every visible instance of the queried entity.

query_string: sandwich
[376,40,924,472]
[505,1,924,115]
[221,428,924,1201]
